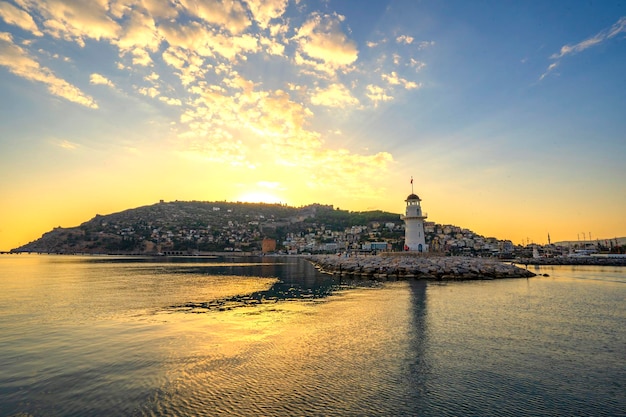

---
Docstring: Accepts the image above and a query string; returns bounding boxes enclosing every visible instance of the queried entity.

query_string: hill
[11,201,405,254]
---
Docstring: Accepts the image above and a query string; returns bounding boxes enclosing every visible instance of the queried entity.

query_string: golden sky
[1,1,625,250]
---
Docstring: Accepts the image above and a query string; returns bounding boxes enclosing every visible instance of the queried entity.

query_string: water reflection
[402,280,431,414]
[2,256,624,416]
[160,256,380,313]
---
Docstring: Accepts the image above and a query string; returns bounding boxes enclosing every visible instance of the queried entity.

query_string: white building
[400,192,428,252]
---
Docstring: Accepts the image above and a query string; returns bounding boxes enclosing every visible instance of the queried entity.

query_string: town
[10,199,625,262]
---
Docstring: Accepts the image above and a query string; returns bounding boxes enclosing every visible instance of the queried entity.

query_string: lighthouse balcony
[401,213,428,220]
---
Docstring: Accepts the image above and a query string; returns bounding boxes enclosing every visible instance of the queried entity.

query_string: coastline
[306,253,536,280]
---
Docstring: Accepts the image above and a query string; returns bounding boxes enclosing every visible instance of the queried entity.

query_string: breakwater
[518,256,626,266]
[307,253,535,280]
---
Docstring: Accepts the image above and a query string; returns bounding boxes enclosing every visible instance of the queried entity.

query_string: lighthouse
[401,178,428,252]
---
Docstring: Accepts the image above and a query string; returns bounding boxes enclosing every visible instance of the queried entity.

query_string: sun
[237,192,283,204]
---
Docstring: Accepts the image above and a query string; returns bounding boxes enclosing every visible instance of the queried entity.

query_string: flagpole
[410,176,414,194]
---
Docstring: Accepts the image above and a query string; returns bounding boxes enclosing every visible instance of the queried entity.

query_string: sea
[0,254,624,417]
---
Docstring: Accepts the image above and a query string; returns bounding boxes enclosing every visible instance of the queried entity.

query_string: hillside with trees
[11,201,406,254]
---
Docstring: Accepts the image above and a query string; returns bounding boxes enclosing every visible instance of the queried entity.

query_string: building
[400,186,428,252]
[261,238,277,253]
[362,242,390,251]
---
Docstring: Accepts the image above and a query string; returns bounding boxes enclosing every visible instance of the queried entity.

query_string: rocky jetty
[518,256,626,267]
[307,253,535,280]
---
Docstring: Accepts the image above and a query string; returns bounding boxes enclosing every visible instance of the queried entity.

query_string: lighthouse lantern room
[401,178,428,252]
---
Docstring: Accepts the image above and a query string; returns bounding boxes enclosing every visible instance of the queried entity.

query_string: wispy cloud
[0,32,97,108]
[540,16,626,80]
[551,16,626,59]
[539,62,559,81]
[51,139,80,150]
[417,40,435,50]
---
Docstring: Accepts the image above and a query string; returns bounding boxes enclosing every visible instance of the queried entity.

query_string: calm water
[0,255,624,416]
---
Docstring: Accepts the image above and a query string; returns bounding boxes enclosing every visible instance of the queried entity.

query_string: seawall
[518,256,626,266]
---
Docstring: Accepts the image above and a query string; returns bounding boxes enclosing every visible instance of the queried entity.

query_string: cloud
[159,96,182,106]
[178,0,251,35]
[409,58,426,71]
[242,90,319,149]
[137,86,159,97]
[381,71,422,90]
[130,47,153,66]
[51,138,79,150]
[259,33,285,55]
[294,12,358,74]
[140,0,179,20]
[310,83,359,108]
[20,0,120,46]
[539,62,558,81]
[1,0,399,198]
[396,35,413,44]
[0,1,42,36]
[541,16,626,80]
[177,80,392,192]
[366,84,393,105]
[115,8,161,52]
[162,46,187,69]
[206,32,259,61]
[158,21,259,61]
[247,0,289,29]
[177,128,249,166]
[0,32,97,108]
[144,71,159,82]
[551,16,626,59]
[223,72,256,92]
[294,147,394,197]
[417,40,435,50]
[89,73,114,87]
[154,21,208,52]
[294,51,336,77]
[162,47,209,86]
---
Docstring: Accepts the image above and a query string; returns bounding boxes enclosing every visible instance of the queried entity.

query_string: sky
[0,0,625,250]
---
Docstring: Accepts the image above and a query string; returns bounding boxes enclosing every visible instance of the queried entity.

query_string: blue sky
[0,0,625,250]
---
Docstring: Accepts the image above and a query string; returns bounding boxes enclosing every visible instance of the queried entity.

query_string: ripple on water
[134,283,416,416]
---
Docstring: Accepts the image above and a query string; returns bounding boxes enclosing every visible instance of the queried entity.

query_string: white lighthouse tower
[401,178,428,252]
